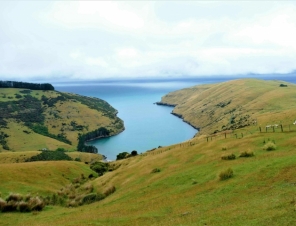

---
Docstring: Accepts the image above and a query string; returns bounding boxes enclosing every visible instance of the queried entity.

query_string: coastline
[156,101,200,134]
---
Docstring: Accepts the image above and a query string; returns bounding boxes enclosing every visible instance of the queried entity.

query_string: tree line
[0,81,54,90]
[77,127,110,154]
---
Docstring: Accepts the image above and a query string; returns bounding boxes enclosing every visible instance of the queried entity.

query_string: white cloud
[1,1,296,81]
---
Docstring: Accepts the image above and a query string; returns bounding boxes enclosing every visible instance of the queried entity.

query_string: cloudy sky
[1,1,296,81]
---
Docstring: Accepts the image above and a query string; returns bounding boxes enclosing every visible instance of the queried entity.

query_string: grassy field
[1,79,296,225]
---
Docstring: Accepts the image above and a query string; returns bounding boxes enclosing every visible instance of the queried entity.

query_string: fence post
[225,133,226,139]
[259,127,261,132]
[207,137,208,142]
[273,126,275,132]
[281,124,283,132]
[241,133,243,138]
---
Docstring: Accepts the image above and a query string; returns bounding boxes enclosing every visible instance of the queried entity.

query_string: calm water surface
[55,76,296,160]
[55,79,219,160]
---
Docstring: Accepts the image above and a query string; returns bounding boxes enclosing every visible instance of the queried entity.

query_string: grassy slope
[1,130,296,225]
[0,88,124,152]
[159,79,296,135]
[0,161,97,196]
[1,79,296,225]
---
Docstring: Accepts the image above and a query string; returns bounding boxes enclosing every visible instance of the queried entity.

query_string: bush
[151,168,161,173]
[221,154,236,160]
[104,186,116,197]
[239,151,254,157]
[131,150,138,156]
[116,152,130,160]
[90,162,109,176]
[81,193,97,205]
[263,142,276,151]
[18,201,30,212]
[28,197,45,211]
[0,198,6,212]
[6,193,23,202]
[219,168,234,181]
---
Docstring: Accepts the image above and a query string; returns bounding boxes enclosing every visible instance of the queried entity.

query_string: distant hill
[0,83,124,152]
[158,79,296,135]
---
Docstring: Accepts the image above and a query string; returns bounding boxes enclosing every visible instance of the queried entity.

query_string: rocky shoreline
[156,101,200,133]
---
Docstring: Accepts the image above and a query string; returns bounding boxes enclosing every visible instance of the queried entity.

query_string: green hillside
[0,85,124,152]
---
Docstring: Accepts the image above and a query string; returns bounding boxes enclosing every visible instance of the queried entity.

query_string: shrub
[221,154,236,160]
[18,201,30,212]
[239,151,254,157]
[28,197,45,211]
[219,168,234,181]
[6,193,23,202]
[81,193,97,205]
[96,193,105,201]
[116,152,130,160]
[90,162,109,176]
[131,150,138,156]
[151,168,161,173]
[0,198,6,212]
[104,186,116,197]
[3,201,18,212]
[263,142,276,151]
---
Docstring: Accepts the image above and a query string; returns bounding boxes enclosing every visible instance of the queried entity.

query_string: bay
[54,78,218,160]
[54,76,296,160]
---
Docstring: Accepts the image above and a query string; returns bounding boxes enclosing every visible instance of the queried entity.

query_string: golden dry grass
[160,79,296,135]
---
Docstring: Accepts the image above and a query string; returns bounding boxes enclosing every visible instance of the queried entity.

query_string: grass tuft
[221,154,236,160]
[263,142,276,151]
[219,168,234,181]
[239,151,254,157]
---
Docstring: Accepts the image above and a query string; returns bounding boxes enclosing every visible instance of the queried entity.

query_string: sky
[1,1,296,81]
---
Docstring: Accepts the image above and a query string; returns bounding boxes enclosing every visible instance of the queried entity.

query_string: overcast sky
[1,1,296,81]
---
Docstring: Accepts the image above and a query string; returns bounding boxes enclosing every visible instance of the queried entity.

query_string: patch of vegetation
[239,151,254,157]
[41,95,66,107]
[19,90,32,94]
[263,142,276,151]
[116,150,138,160]
[216,100,231,108]
[0,131,10,150]
[219,168,234,181]
[0,94,44,128]
[221,154,236,160]
[77,127,110,153]
[279,84,288,87]
[151,168,161,173]
[25,149,72,162]
[0,193,45,213]
[90,162,109,176]
[116,152,130,160]
[27,123,71,145]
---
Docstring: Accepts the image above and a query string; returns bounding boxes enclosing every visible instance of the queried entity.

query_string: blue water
[54,76,296,160]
